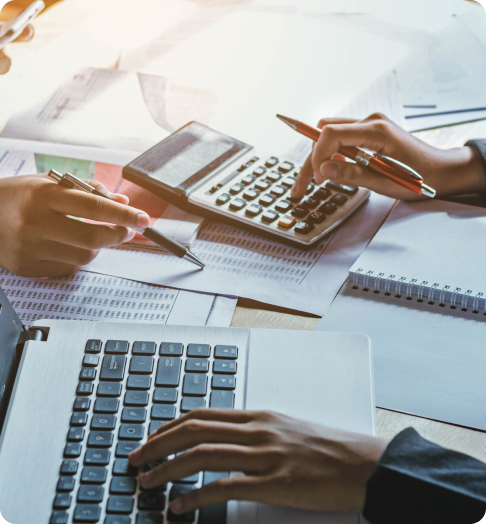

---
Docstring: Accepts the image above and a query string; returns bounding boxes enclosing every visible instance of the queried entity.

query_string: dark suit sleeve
[362,428,486,524]
[466,139,486,176]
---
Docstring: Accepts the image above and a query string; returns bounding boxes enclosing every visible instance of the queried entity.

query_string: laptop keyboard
[50,339,238,524]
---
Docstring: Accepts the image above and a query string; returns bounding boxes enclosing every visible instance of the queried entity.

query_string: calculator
[123,122,370,248]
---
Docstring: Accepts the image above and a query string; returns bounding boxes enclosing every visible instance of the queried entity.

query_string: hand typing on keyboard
[129,409,389,515]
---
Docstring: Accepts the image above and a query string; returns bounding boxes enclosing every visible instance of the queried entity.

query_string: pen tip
[276,114,298,128]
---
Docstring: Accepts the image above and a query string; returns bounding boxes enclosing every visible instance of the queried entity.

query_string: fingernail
[125,230,136,242]
[129,448,141,462]
[141,472,153,487]
[137,213,150,228]
[321,162,339,180]
[171,498,183,513]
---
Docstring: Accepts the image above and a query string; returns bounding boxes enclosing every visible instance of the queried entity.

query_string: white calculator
[123,122,370,248]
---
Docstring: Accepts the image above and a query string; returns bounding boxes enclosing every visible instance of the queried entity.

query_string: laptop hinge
[16,327,49,346]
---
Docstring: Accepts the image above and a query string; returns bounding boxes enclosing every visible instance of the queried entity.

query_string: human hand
[0,173,150,277]
[291,113,486,201]
[0,22,35,74]
[129,409,389,516]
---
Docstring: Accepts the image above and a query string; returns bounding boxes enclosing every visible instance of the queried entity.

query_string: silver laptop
[0,286,375,524]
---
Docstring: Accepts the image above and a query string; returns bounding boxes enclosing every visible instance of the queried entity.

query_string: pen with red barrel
[276,114,436,198]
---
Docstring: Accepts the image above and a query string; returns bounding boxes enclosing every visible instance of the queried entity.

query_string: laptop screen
[0,286,24,435]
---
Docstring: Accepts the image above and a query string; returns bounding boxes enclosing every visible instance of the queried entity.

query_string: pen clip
[374,154,423,181]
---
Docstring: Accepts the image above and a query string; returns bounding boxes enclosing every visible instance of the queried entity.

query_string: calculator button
[255,180,271,191]
[265,157,279,167]
[242,189,260,201]
[259,194,276,207]
[308,211,326,224]
[262,210,279,223]
[208,185,219,194]
[278,215,296,228]
[241,174,256,185]
[330,193,348,206]
[306,182,315,195]
[295,221,315,234]
[291,205,308,218]
[269,184,287,198]
[275,199,292,213]
[229,183,244,195]
[245,204,263,217]
[266,171,281,183]
[237,164,248,172]
[253,166,267,177]
[314,187,331,200]
[326,182,358,195]
[229,198,246,211]
[216,193,231,205]
[303,197,319,209]
[278,161,294,173]
[319,202,337,215]
[281,177,296,188]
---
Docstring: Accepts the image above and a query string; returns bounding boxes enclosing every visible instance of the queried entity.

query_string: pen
[47,169,205,269]
[276,114,436,198]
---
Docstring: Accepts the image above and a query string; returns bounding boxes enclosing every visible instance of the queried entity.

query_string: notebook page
[349,199,486,307]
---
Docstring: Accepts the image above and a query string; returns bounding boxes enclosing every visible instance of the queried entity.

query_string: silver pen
[47,169,205,269]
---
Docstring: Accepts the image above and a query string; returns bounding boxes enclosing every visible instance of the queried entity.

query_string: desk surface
[3,0,486,464]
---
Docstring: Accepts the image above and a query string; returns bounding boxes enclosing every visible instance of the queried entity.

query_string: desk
[3,0,486,465]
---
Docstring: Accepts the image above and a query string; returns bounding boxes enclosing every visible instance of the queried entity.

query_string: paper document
[83,193,396,316]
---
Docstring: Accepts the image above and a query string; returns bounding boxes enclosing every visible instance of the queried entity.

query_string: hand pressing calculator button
[245,204,262,217]
[265,157,279,167]
[229,198,246,211]
[259,194,276,207]
[216,193,231,205]
[243,189,260,201]
[278,215,296,228]
[262,210,279,223]
[295,221,315,234]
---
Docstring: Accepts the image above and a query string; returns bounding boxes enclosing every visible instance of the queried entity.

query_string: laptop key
[127,375,152,390]
[210,390,235,409]
[199,472,229,524]
[213,360,237,374]
[115,441,140,458]
[77,382,94,396]
[71,413,88,427]
[91,414,116,431]
[53,493,72,509]
[80,466,107,484]
[159,342,183,356]
[155,357,181,387]
[124,391,149,406]
[110,477,137,495]
[185,358,209,373]
[136,513,162,524]
[119,424,144,441]
[132,341,156,355]
[106,495,134,514]
[88,431,114,448]
[149,421,166,435]
[64,442,82,458]
[121,407,146,423]
[84,449,111,466]
[138,492,166,511]
[105,517,130,524]
[97,382,122,397]
[214,345,238,359]
[181,397,206,412]
[113,459,138,476]
[60,460,78,476]
[151,404,176,420]
[74,397,91,411]
[94,398,119,414]
[50,511,68,524]
[187,344,210,358]
[83,355,99,367]
[68,427,85,442]
[105,340,129,354]
[182,373,207,397]
[73,504,101,522]
[168,485,195,522]
[130,356,154,374]
[153,388,178,404]
[77,485,104,503]
[212,375,236,390]
[100,355,127,381]
[85,339,102,354]
[57,476,76,492]
[80,368,96,381]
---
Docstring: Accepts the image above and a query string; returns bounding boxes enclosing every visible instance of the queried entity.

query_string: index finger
[48,185,149,228]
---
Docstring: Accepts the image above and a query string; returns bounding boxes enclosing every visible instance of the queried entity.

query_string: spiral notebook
[318,199,486,431]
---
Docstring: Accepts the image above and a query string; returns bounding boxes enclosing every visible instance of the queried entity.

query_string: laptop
[0,285,375,524]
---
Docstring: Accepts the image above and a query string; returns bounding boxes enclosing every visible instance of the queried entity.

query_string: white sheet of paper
[83,192,395,316]
[165,290,215,327]
[205,296,238,327]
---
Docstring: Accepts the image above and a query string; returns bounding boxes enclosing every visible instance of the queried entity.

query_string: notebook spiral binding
[350,268,486,314]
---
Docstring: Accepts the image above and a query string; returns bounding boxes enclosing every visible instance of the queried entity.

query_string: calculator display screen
[137,122,247,192]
